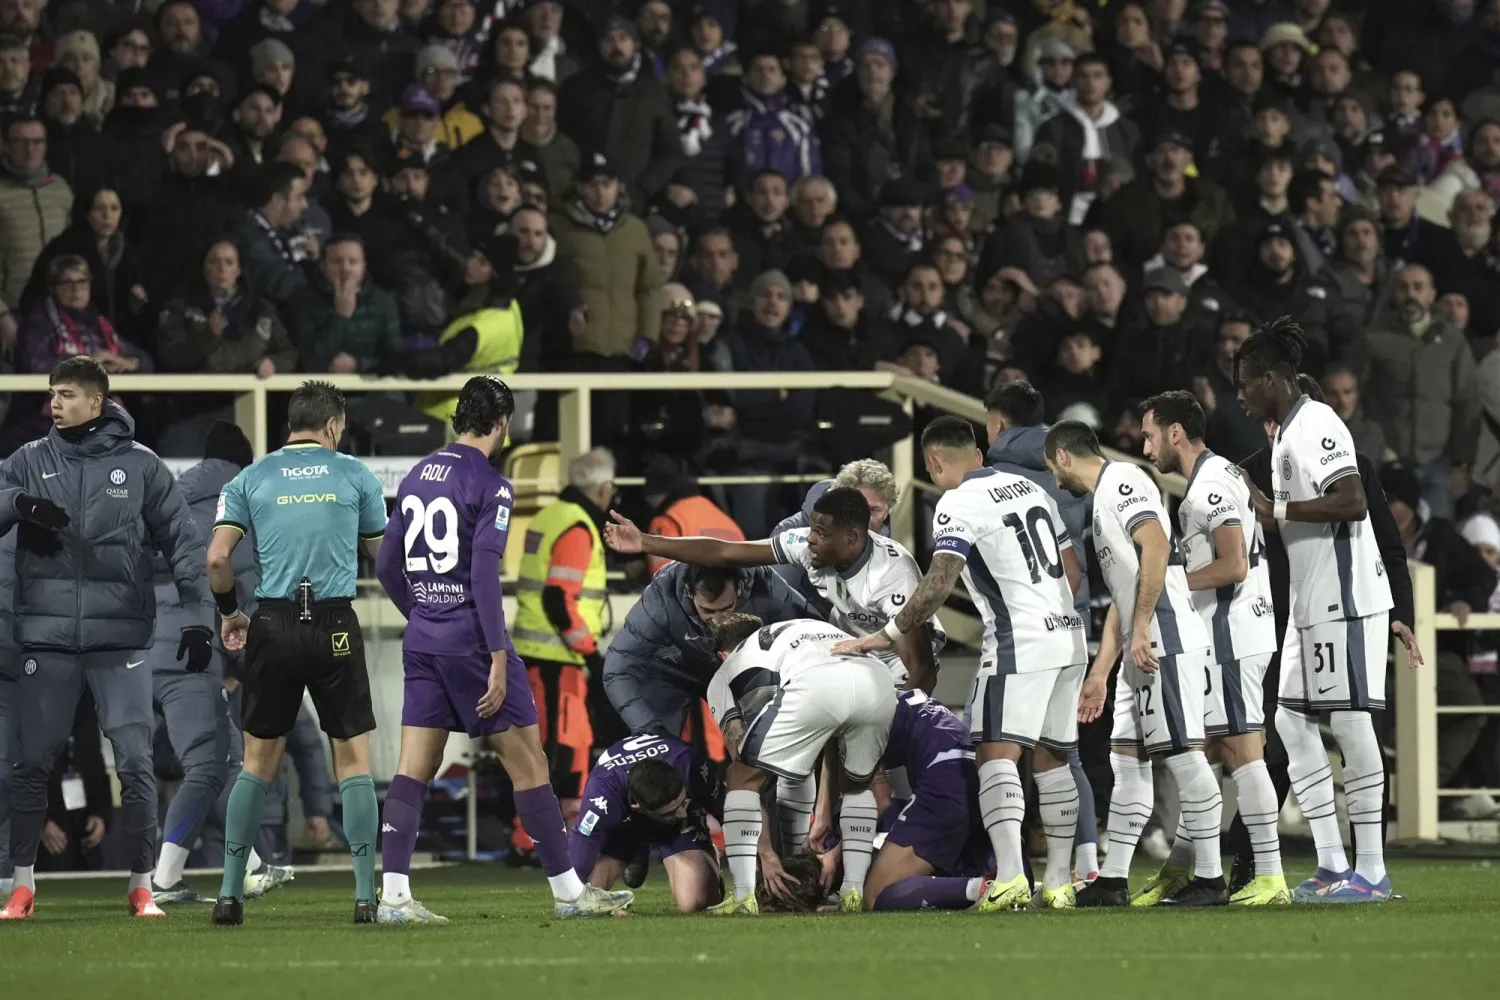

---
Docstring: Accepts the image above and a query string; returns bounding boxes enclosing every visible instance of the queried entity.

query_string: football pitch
[7,860,1500,1000]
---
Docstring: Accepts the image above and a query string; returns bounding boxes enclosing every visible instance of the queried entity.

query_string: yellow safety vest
[511,500,607,665]
[417,300,525,429]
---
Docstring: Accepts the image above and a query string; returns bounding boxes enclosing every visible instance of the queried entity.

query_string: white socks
[247,847,263,874]
[382,872,412,905]
[154,842,190,888]
[1164,751,1223,879]
[723,788,762,900]
[128,871,152,892]
[1033,765,1079,890]
[1231,759,1283,876]
[776,775,816,857]
[839,790,879,895]
[13,865,34,892]
[978,758,1026,882]
[1074,841,1098,877]
[1278,705,1350,873]
[1100,754,1153,879]
[546,869,586,902]
[1331,710,1387,883]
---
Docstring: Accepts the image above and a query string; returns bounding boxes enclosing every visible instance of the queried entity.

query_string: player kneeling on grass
[706,614,896,914]
[567,736,725,913]
[373,376,634,923]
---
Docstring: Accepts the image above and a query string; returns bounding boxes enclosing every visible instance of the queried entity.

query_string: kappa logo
[381,823,397,834]
[331,632,351,656]
[590,796,610,815]
[109,468,127,485]
[1207,493,1222,505]
[23,657,36,675]
[497,484,512,501]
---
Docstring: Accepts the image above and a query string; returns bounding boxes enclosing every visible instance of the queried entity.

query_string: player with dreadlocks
[1233,317,1422,904]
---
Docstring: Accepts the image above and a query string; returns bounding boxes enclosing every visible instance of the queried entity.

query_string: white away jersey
[1271,396,1392,627]
[930,468,1086,673]
[770,528,947,678]
[706,618,856,728]
[1093,461,1209,655]
[1179,450,1277,661]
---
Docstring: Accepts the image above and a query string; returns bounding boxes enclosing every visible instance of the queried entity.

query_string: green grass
[8,861,1500,1000]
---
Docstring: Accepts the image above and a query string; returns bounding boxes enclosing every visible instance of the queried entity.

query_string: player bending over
[706,614,896,914]
[835,417,1087,911]
[1046,421,1225,906]
[373,376,634,922]
[1139,391,1290,906]
[1234,318,1419,903]
[567,735,724,913]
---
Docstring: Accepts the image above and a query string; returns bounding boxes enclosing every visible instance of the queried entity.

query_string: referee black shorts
[241,599,376,740]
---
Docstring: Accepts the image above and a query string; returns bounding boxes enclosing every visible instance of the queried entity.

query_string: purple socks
[872,876,978,911]
[514,785,573,877]
[381,775,428,878]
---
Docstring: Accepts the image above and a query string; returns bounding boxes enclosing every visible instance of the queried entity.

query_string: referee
[206,381,388,926]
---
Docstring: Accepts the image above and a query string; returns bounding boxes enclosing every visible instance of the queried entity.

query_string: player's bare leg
[377,727,451,925]
[493,723,633,917]
[863,842,983,911]
[662,851,722,912]
[1217,732,1289,904]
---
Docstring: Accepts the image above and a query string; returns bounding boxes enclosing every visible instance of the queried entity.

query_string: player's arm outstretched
[1185,524,1248,591]
[831,552,965,656]
[604,510,776,565]
[1128,518,1170,672]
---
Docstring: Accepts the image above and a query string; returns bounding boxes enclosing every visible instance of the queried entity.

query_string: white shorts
[1278,611,1388,713]
[1111,647,1211,754]
[966,662,1085,750]
[739,658,896,783]
[1205,652,1273,736]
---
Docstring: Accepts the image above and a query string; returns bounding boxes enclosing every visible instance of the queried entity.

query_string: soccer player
[567,734,724,913]
[374,376,634,922]
[706,614,896,914]
[834,417,1088,911]
[1234,319,1420,903]
[1043,420,1224,907]
[863,689,993,911]
[1140,391,1290,906]
[0,357,214,921]
[208,381,388,926]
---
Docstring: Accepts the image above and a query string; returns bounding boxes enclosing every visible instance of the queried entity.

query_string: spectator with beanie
[1108,268,1208,420]
[557,16,683,212]
[53,31,112,128]
[0,116,72,312]
[321,55,388,156]
[37,67,116,201]
[822,37,928,221]
[862,178,925,290]
[233,161,313,307]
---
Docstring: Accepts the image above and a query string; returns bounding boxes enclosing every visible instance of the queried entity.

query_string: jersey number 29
[1002,508,1064,584]
[401,495,459,574]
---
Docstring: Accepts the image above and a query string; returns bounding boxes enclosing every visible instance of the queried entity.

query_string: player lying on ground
[834,417,1087,911]
[373,376,634,923]
[567,735,724,913]
[1139,391,1291,907]
[706,614,896,914]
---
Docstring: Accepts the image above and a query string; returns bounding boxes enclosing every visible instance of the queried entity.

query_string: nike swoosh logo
[41,472,58,479]
[1317,686,1336,694]
[126,660,144,669]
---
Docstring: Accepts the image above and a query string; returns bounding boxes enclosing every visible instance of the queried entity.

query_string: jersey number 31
[402,495,459,574]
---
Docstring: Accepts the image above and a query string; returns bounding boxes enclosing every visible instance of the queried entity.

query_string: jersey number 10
[1002,508,1065,585]
[401,495,459,574]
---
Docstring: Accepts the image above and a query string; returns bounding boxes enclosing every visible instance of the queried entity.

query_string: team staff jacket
[0,402,211,652]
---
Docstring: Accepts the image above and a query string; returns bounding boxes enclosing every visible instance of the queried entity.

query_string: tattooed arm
[831,553,966,656]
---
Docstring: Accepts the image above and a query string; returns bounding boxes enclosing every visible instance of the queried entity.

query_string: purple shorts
[884,759,991,876]
[401,647,537,738]
[600,815,715,862]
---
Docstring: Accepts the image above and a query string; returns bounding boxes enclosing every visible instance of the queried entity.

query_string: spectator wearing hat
[1185,0,1232,71]
[1142,220,1230,331]
[385,82,452,173]
[410,45,477,147]
[1362,262,1480,519]
[221,85,284,201]
[967,124,1014,232]
[422,0,483,76]
[289,233,402,373]
[521,78,580,204]
[800,267,899,373]
[822,38,930,221]
[54,30,113,128]
[1232,218,1356,376]
[685,4,740,82]
[1378,163,1453,272]
[37,67,118,203]
[1259,22,1311,103]
[321,55,390,156]
[1032,53,1139,225]
[1298,135,1356,205]
[1326,206,1392,327]
[338,0,421,113]
[557,16,684,212]
[218,0,329,101]
[246,38,309,122]
[726,51,821,188]
[1015,35,1077,165]
[663,46,733,222]
[980,160,1084,287]
[726,168,803,282]
[552,151,663,449]
[1108,267,1210,419]
[0,116,73,313]
[862,177,926,291]
[1091,129,1235,271]
[22,186,147,348]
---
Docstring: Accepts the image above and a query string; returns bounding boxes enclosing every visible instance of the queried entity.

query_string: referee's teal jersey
[214,442,388,601]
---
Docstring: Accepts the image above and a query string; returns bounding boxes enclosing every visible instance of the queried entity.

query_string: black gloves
[14,493,68,531]
[177,625,215,673]
[583,650,605,680]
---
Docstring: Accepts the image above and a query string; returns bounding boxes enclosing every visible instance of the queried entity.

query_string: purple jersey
[882,690,974,792]
[376,443,515,656]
